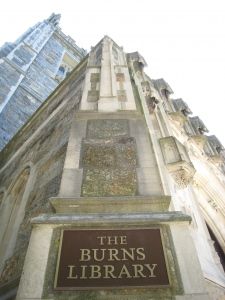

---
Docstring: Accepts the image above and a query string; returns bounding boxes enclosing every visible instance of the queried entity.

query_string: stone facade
[0,35,225,300]
[0,13,86,150]
[0,57,87,298]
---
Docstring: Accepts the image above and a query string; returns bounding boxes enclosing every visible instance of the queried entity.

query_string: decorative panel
[81,120,137,197]
[159,136,196,188]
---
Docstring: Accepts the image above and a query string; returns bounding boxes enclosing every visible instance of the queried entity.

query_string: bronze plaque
[55,228,169,290]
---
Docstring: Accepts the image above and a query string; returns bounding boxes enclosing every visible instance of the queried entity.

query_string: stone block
[87,90,99,102]
[117,89,127,101]
[159,136,196,188]
[87,119,129,139]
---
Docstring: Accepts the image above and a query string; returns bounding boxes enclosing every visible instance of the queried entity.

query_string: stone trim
[31,212,191,225]
[50,195,171,213]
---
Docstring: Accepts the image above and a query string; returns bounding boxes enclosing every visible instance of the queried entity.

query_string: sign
[54,228,169,290]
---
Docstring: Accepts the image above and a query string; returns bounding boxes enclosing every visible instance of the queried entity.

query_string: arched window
[0,167,30,269]
[207,224,225,273]
[58,66,65,74]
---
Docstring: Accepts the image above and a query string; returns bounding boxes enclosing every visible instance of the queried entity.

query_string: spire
[46,13,61,26]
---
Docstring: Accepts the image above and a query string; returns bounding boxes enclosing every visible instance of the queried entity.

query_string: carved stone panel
[87,90,99,102]
[87,73,100,102]
[81,137,137,197]
[159,136,196,188]
[86,119,129,139]
[117,90,127,101]
[116,73,125,82]
[81,119,137,197]
[204,135,225,164]
[159,136,181,164]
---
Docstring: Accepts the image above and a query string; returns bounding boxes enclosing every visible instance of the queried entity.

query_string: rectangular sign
[55,228,169,290]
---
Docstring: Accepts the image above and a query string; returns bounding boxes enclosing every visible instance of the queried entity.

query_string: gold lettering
[108,248,120,261]
[121,248,135,261]
[136,247,146,260]
[79,249,91,261]
[90,265,101,279]
[145,263,157,277]
[133,264,146,278]
[97,236,106,245]
[103,265,116,278]
[120,236,127,245]
[80,265,88,279]
[107,236,119,245]
[93,248,106,261]
[97,235,128,245]
[67,265,78,279]
[118,264,132,278]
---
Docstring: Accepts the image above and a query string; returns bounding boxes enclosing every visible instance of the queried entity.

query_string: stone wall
[0,17,85,150]
[0,61,86,289]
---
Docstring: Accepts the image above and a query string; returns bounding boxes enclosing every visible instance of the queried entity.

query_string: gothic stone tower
[0,36,225,300]
[0,13,86,150]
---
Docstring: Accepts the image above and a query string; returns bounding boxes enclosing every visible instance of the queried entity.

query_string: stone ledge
[50,195,171,213]
[75,111,142,120]
[31,211,191,225]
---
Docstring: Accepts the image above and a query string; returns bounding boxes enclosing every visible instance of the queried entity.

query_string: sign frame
[54,227,171,291]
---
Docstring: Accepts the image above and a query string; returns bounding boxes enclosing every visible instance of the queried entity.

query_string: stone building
[0,35,225,300]
[0,13,86,150]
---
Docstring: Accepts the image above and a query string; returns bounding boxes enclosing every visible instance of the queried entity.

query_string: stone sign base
[16,212,210,300]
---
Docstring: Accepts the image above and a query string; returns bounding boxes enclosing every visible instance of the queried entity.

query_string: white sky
[1,0,225,145]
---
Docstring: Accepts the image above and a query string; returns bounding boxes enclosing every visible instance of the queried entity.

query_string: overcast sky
[1,0,225,145]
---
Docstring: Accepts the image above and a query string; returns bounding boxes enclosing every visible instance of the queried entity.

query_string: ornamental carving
[204,135,225,164]
[159,136,196,188]
[170,163,195,189]
[172,98,192,116]
[146,95,159,113]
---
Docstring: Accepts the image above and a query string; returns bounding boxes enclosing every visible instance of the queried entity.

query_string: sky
[1,0,225,145]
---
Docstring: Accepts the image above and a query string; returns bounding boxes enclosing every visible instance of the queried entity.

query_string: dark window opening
[59,66,65,74]
[207,224,225,273]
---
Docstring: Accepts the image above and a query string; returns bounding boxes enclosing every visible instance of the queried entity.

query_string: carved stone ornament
[205,135,225,164]
[146,95,159,113]
[172,98,192,116]
[159,136,196,188]
[153,79,173,96]
[168,161,196,189]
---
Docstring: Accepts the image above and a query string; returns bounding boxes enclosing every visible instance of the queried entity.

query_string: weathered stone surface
[86,119,129,139]
[0,246,27,286]
[82,167,137,196]
[87,90,99,102]
[159,136,196,188]
[12,44,35,68]
[0,63,86,287]
[117,89,127,101]
[82,137,136,168]
[0,61,21,106]
[0,62,86,169]
[50,195,171,213]
[0,16,86,150]
[81,137,137,196]
[81,118,137,197]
